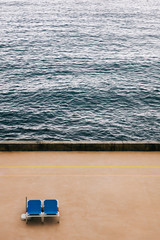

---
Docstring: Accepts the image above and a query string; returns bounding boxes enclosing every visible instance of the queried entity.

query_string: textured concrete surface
[0,141,160,151]
[0,151,160,240]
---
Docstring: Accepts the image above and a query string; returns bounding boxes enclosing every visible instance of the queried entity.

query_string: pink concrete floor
[0,151,160,240]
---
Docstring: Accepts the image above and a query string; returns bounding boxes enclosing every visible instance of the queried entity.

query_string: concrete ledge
[0,141,159,151]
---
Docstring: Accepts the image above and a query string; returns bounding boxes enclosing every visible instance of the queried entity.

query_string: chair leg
[41,215,44,223]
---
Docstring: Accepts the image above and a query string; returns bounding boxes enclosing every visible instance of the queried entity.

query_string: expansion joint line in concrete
[0,166,160,168]
[1,166,160,177]
[1,175,160,177]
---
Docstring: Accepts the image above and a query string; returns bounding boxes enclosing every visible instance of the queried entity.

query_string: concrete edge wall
[0,141,159,151]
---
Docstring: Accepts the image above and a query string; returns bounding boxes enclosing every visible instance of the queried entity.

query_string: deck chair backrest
[44,199,58,215]
[28,200,41,215]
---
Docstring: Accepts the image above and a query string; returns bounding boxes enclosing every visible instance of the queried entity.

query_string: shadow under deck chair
[43,199,60,223]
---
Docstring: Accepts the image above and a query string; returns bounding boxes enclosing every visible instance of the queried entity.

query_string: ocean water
[0,0,160,141]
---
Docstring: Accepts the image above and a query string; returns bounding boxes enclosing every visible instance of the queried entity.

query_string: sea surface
[0,0,160,141]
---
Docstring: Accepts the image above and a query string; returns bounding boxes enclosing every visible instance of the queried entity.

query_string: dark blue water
[0,0,160,141]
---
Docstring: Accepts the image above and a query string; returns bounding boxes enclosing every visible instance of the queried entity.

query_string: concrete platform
[0,151,160,240]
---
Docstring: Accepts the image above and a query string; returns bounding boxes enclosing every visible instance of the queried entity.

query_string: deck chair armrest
[26,197,28,212]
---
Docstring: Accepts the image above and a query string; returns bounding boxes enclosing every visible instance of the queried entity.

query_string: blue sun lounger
[43,199,60,223]
[28,200,41,215]
[23,198,43,223]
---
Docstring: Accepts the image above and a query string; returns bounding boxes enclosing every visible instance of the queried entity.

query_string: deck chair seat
[44,199,58,215]
[28,200,41,215]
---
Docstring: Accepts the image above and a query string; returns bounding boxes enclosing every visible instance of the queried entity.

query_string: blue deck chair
[28,200,41,215]
[25,198,42,223]
[43,199,60,223]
